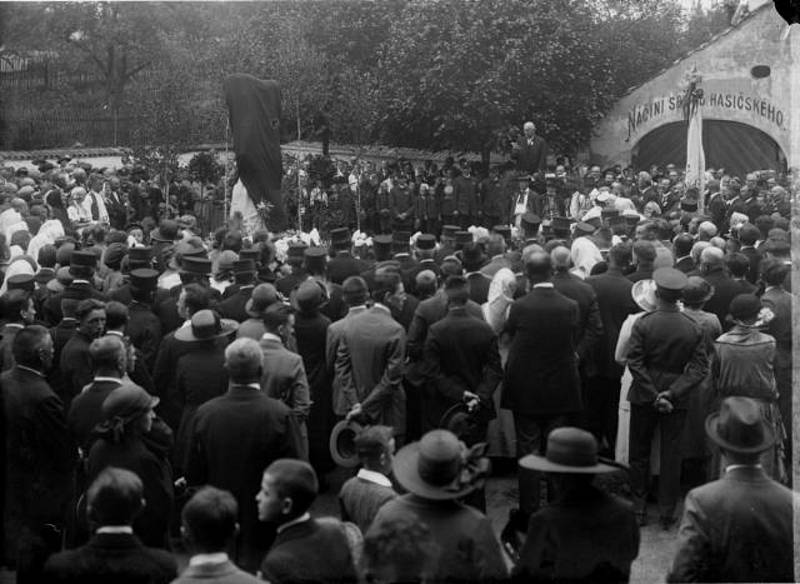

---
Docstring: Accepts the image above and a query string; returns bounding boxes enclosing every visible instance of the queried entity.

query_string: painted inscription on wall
[625,91,786,142]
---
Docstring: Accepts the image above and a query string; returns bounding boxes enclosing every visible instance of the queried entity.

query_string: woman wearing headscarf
[86,383,173,548]
[614,279,657,465]
[27,219,65,266]
[0,255,36,296]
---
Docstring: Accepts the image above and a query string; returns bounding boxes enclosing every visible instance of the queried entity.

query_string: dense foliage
[0,0,731,156]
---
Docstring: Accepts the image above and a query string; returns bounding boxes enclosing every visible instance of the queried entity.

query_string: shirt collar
[277,512,311,534]
[96,525,134,534]
[372,303,391,315]
[231,382,262,391]
[357,468,393,488]
[189,552,229,567]
[261,332,283,344]
[725,464,763,473]
[17,365,45,378]
[106,330,124,337]
[92,376,123,385]
[533,282,554,289]
[3,323,24,330]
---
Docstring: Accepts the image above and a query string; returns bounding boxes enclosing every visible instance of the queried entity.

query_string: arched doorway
[632,120,786,177]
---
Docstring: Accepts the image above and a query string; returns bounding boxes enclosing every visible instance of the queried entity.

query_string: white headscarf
[0,256,35,295]
[0,208,22,239]
[27,219,64,265]
[482,268,517,334]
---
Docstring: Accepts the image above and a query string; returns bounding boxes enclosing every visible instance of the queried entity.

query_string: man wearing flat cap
[626,267,707,530]
[667,397,795,583]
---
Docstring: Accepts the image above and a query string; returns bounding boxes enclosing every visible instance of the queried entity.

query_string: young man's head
[76,298,107,339]
[372,271,403,309]
[443,275,469,309]
[355,425,396,476]
[256,459,318,525]
[181,486,239,555]
[1,289,35,324]
[223,338,263,385]
[86,467,145,528]
[262,303,295,342]
[13,324,54,372]
[342,276,368,309]
[104,300,129,332]
[177,283,210,321]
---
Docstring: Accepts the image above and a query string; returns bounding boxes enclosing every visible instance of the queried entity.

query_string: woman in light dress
[614,279,658,466]
[482,267,518,458]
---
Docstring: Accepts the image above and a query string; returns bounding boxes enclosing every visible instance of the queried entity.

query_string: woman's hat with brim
[519,427,619,474]
[392,429,488,500]
[175,309,238,342]
[290,279,328,314]
[329,419,365,468]
[101,382,159,422]
[631,279,657,312]
[245,283,280,317]
[705,396,775,455]
[729,293,762,322]
[682,276,714,306]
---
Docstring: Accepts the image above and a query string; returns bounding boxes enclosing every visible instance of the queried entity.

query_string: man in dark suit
[327,228,363,285]
[422,275,502,435]
[512,121,548,174]
[174,487,261,584]
[667,397,795,583]
[503,252,581,520]
[462,242,491,305]
[125,268,162,372]
[627,240,656,283]
[60,298,107,407]
[626,268,707,530]
[673,234,695,274]
[335,271,408,442]
[186,338,304,573]
[699,247,739,330]
[3,325,76,580]
[43,467,177,584]
[736,223,762,284]
[217,259,257,322]
[585,243,638,455]
[257,459,357,584]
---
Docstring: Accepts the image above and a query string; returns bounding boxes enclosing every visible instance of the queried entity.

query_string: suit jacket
[702,267,741,331]
[173,559,262,583]
[370,494,507,583]
[334,305,406,432]
[2,367,75,562]
[260,518,357,584]
[59,330,95,406]
[423,308,501,432]
[586,268,638,379]
[667,466,795,583]
[127,301,163,371]
[327,306,367,416]
[217,284,255,323]
[0,323,22,373]
[327,253,363,285]
[502,286,582,416]
[259,337,311,424]
[275,269,307,297]
[738,246,762,284]
[43,532,176,584]
[186,386,304,573]
[552,271,604,371]
[465,271,491,305]
[514,485,639,583]
[87,436,173,548]
[513,136,548,173]
[407,290,483,361]
[626,305,707,408]
[761,287,792,350]
[68,378,126,451]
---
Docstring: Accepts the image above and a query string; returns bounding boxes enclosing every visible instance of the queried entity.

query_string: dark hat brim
[329,419,364,468]
[392,441,477,500]
[705,411,775,454]
[519,453,620,474]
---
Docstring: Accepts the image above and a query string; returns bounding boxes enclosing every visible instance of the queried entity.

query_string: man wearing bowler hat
[626,267,707,530]
[217,259,258,323]
[667,397,795,583]
[327,228,362,285]
[513,427,639,582]
[126,268,162,371]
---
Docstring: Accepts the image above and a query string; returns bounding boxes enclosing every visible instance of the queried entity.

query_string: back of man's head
[2,289,30,323]
[87,467,144,526]
[673,233,694,258]
[224,337,263,384]
[632,240,656,265]
[725,252,750,279]
[443,275,469,307]
[105,300,129,330]
[738,224,760,246]
[608,242,632,270]
[182,486,239,553]
[263,303,293,335]
[342,276,368,308]
[90,334,126,373]
[700,246,725,268]
[355,425,395,471]
[525,251,552,282]
[372,272,400,304]
[265,459,319,519]
[485,234,506,258]
[439,258,463,282]
[550,246,571,272]
[182,283,211,317]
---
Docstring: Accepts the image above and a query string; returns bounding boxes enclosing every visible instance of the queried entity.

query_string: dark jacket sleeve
[626,318,658,402]
[477,335,503,403]
[666,328,708,401]
[576,296,604,362]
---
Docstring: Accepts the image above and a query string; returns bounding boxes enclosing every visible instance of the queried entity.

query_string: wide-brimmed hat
[245,283,280,317]
[174,309,238,342]
[631,279,657,312]
[706,396,774,454]
[682,276,714,306]
[290,279,328,313]
[729,294,762,322]
[392,429,490,500]
[150,219,178,243]
[101,382,159,422]
[519,427,619,474]
[329,419,365,468]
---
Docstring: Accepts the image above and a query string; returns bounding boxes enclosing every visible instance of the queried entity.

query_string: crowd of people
[0,125,796,583]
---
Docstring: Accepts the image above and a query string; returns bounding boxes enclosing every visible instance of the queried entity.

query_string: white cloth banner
[685,106,706,212]
[230,179,266,236]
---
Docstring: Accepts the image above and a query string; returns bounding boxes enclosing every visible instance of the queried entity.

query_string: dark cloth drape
[223,73,285,229]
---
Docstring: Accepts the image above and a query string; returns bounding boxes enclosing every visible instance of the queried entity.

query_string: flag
[685,95,706,213]
[224,74,285,230]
